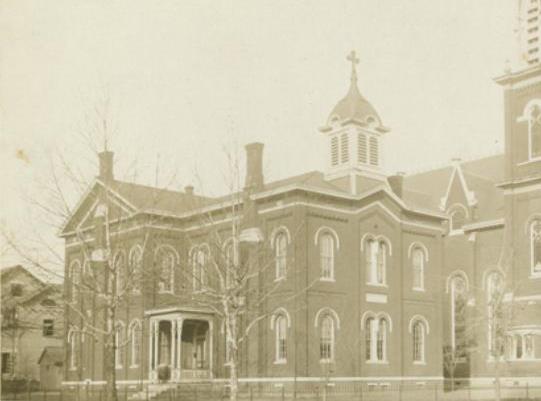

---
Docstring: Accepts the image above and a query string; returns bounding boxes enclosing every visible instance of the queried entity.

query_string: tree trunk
[229,357,239,401]
[105,333,119,401]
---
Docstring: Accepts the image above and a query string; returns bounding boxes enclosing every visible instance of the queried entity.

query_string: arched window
[275,315,287,363]
[365,317,374,361]
[366,239,387,285]
[486,272,504,358]
[67,327,79,370]
[275,232,287,280]
[412,320,426,363]
[412,247,425,290]
[192,247,208,292]
[530,219,541,275]
[114,251,126,295]
[529,104,541,159]
[449,205,467,231]
[320,315,335,362]
[128,320,142,367]
[450,275,467,356]
[115,322,125,369]
[69,260,81,302]
[129,246,143,293]
[364,315,389,362]
[156,247,176,293]
[320,234,335,280]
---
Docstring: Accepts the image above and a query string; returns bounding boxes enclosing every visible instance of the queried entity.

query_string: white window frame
[67,327,78,371]
[319,315,335,363]
[274,315,288,364]
[155,246,177,294]
[115,322,125,369]
[530,219,541,277]
[365,317,388,363]
[275,232,288,281]
[412,321,426,364]
[192,246,208,293]
[319,233,335,281]
[365,239,388,287]
[527,104,541,161]
[128,245,143,294]
[128,319,142,368]
[411,246,426,291]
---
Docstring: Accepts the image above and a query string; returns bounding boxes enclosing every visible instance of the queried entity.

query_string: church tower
[320,51,389,194]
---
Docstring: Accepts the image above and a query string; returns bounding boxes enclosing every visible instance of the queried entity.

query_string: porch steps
[131,382,224,401]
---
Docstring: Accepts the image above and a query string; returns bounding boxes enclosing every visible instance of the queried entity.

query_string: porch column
[208,319,214,378]
[153,320,159,378]
[170,319,176,377]
[176,318,183,380]
[149,319,158,382]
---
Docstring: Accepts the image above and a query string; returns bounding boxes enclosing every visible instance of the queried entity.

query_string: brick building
[60,53,541,390]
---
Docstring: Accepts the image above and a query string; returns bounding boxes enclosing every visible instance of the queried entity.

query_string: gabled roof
[402,154,505,222]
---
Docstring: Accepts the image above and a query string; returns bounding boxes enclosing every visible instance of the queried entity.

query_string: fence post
[146,384,149,401]
[195,384,198,401]
[358,382,363,401]
[434,382,438,401]
[281,385,285,401]
[250,384,253,401]
[526,382,530,400]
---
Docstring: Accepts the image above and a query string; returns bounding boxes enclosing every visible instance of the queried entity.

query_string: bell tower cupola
[320,51,389,189]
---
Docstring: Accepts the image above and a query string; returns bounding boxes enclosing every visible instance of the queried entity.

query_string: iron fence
[3,381,541,401]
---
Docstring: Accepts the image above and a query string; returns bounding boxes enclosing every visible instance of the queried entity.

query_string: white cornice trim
[462,218,505,232]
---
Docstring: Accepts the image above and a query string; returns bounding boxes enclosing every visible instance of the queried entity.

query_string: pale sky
[0,1,518,269]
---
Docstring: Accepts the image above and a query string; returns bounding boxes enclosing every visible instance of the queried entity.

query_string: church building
[60,46,541,391]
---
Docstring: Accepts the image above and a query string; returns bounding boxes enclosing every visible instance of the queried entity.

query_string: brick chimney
[388,172,405,198]
[244,143,264,191]
[98,151,114,182]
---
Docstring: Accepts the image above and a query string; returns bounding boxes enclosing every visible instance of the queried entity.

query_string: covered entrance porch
[147,309,214,383]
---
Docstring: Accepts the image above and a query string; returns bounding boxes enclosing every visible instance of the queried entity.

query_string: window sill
[413,360,426,365]
[508,358,540,362]
[412,287,425,292]
[320,278,335,283]
[517,157,541,166]
[366,282,388,288]
[115,366,123,370]
[529,272,541,279]
[274,359,287,365]
[274,277,286,283]
[129,364,140,369]
[319,359,335,364]
[158,290,174,295]
[449,230,464,237]
[365,360,388,365]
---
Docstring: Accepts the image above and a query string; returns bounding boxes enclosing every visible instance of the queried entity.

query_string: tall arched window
[450,275,467,356]
[320,234,335,280]
[67,327,79,370]
[192,247,208,292]
[275,315,287,363]
[366,239,387,285]
[529,104,541,159]
[530,219,541,275]
[128,320,142,367]
[365,315,389,362]
[114,251,126,295]
[69,260,81,302]
[412,247,425,290]
[115,322,125,369]
[487,272,503,358]
[129,246,143,293]
[320,315,335,362]
[275,232,287,280]
[365,317,374,361]
[412,320,426,363]
[156,247,176,293]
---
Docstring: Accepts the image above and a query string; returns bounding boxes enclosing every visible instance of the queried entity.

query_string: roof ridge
[405,151,504,177]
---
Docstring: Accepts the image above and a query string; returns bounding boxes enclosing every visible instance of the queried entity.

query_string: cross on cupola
[346,50,359,82]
